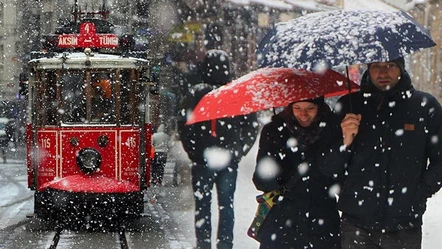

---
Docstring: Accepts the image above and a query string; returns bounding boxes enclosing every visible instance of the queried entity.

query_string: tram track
[21,197,193,249]
[118,229,129,249]
[48,227,62,249]
[0,195,33,209]
[46,227,131,249]
[0,195,194,249]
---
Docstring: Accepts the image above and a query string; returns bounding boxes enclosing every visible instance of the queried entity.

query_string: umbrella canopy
[186,68,359,125]
[257,10,436,70]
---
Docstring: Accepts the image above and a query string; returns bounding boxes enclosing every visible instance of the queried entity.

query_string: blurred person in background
[151,123,171,186]
[177,50,258,249]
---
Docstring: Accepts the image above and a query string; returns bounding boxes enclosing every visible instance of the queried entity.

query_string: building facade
[5,0,442,102]
[0,0,20,99]
[408,1,442,101]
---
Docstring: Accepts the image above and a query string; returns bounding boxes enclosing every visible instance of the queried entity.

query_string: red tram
[24,7,159,223]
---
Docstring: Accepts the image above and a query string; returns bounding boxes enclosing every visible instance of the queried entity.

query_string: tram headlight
[76,148,102,174]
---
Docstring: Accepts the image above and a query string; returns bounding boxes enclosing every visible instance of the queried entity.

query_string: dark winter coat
[177,83,258,165]
[319,71,442,232]
[253,103,341,249]
[177,50,257,166]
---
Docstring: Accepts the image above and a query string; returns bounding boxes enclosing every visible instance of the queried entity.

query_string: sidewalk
[149,138,261,249]
[146,161,195,249]
[147,139,196,248]
[3,143,26,164]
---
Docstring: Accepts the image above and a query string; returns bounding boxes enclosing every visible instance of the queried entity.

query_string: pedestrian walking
[319,57,442,249]
[253,97,341,249]
[0,118,14,163]
[177,50,258,249]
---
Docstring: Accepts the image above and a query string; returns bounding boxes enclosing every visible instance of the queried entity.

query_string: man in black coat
[177,50,258,249]
[319,57,442,249]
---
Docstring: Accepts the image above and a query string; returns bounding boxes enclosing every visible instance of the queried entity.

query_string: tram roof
[29,51,150,70]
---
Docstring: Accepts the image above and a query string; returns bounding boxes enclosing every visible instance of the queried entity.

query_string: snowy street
[0,0,441,248]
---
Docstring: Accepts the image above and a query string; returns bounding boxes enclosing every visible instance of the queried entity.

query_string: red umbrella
[186,67,359,125]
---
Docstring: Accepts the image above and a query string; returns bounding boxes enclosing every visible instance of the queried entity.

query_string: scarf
[275,103,330,151]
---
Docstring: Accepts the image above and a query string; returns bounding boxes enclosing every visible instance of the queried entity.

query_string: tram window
[41,71,57,125]
[61,73,86,123]
[120,70,132,125]
[91,73,115,123]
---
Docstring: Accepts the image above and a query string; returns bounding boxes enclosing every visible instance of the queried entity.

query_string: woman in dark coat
[253,97,341,249]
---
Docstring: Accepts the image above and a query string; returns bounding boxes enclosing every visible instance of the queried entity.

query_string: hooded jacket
[319,70,442,231]
[177,50,258,165]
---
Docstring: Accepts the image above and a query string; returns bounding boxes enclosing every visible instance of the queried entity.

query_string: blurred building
[14,0,166,95]
[168,0,339,79]
[0,0,20,100]
[407,2,442,101]
[362,0,442,101]
[4,0,441,103]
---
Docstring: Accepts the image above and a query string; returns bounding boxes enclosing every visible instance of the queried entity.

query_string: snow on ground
[422,191,442,248]
[233,140,261,249]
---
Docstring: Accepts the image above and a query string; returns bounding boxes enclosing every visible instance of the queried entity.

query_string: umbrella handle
[346,66,353,113]
[211,119,217,137]
[345,66,356,139]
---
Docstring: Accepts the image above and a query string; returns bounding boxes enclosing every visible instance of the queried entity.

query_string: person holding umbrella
[253,97,342,249]
[319,57,442,248]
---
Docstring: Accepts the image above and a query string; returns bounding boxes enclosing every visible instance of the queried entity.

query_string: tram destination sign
[58,22,119,49]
